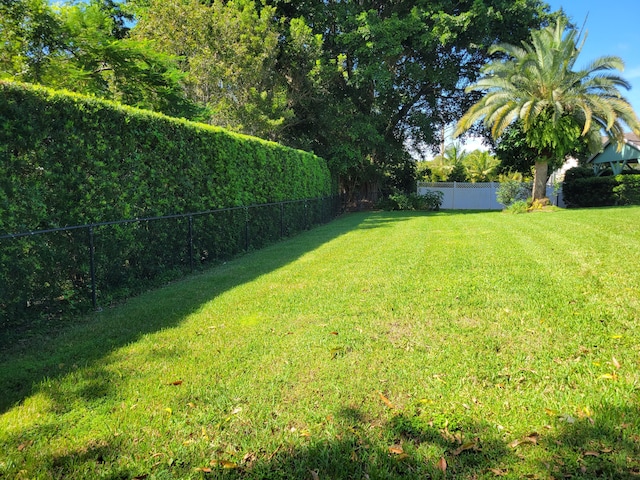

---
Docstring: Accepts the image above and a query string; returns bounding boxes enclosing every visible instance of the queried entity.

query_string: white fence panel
[417,182,563,210]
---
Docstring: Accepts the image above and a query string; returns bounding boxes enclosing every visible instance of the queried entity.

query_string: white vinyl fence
[417,182,564,210]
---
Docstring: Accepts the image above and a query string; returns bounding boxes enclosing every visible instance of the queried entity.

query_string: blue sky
[547,0,640,116]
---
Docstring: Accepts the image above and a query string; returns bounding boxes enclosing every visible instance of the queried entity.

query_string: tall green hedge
[562,166,640,208]
[0,81,334,325]
[613,175,640,205]
[0,81,332,233]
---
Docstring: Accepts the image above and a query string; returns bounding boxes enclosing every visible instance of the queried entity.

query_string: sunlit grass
[1,207,640,479]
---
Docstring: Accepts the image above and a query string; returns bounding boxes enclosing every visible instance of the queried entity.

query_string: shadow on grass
[0,213,372,413]
[8,401,637,479]
[202,403,640,479]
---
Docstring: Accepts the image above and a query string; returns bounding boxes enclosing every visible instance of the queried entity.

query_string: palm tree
[463,150,500,182]
[429,142,469,182]
[455,18,640,200]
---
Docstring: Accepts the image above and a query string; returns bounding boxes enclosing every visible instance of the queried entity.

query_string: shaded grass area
[1,208,640,479]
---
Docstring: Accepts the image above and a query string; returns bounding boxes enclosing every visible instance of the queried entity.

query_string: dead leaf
[210,459,238,469]
[388,445,404,455]
[584,451,600,457]
[17,440,33,451]
[489,468,507,476]
[509,433,539,448]
[378,392,395,409]
[168,380,183,386]
[600,373,618,380]
[310,469,320,480]
[194,467,212,473]
[452,442,477,456]
[436,457,447,473]
[612,357,621,369]
[329,331,338,335]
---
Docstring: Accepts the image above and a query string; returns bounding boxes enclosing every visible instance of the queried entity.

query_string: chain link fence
[1,196,341,327]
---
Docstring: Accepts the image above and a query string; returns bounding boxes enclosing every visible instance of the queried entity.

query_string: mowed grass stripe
[1,208,639,479]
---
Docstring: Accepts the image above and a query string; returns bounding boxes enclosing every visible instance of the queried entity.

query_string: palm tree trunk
[532,160,548,200]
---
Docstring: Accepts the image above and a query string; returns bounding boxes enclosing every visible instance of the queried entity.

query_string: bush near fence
[0,81,334,326]
[562,167,640,207]
[1,197,340,328]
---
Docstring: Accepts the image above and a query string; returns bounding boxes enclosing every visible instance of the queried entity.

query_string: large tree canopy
[455,17,640,200]
[0,0,195,116]
[2,0,558,196]
[263,0,554,194]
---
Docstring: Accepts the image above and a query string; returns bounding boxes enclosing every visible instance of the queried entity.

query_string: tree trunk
[532,160,548,201]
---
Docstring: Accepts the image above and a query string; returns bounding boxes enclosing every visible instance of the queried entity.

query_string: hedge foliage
[562,166,640,207]
[0,81,332,233]
[0,81,334,326]
[613,175,640,205]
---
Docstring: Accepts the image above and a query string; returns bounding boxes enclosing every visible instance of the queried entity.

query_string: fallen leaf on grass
[599,373,618,380]
[388,445,404,455]
[17,440,33,451]
[378,392,395,409]
[168,380,183,386]
[310,469,320,480]
[194,467,212,473]
[210,459,238,469]
[452,441,477,456]
[436,457,447,473]
[612,357,621,369]
[242,452,257,465]
[330,347,344,359]
[509,433,539,448]
[489,468,507,476]
[583,451,600,457]
[329,331,338,335]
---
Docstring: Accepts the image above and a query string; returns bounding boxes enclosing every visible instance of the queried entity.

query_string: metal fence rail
[1,196,341,324]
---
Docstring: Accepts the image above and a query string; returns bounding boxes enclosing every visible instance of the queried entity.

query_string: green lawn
[1,208,640,479]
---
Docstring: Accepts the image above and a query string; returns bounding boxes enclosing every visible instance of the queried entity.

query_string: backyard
[1,208,639,479]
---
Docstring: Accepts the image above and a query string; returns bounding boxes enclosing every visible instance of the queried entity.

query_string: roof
[588,132,640,165]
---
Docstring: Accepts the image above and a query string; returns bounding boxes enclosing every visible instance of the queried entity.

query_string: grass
[1,207,640,479]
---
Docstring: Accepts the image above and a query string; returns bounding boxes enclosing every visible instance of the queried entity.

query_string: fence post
[244,206,250,251]
[188,215,194,272]
[304,200,309,230]
[88,225,98,311]
[280,202,285,239]
[453,182,456,209]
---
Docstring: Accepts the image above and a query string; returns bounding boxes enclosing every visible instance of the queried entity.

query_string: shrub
[496,180,531,207]
[378,191,443,211]
[504,200,529,214]
[613,174,640,205]
[562,167,619,207]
